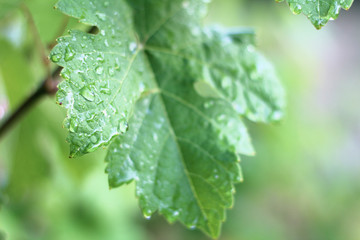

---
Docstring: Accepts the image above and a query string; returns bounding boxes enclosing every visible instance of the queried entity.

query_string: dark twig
[0,67,62,139]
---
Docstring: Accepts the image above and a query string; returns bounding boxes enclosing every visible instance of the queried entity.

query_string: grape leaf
[50,0,151,156]
[278,0,354,29]
[51,0,284,237]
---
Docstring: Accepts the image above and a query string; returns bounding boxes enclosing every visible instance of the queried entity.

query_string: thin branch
[21,3,51,78]
[0,67,62,139]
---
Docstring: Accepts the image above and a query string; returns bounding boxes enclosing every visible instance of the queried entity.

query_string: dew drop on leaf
[129,42,137,52]
[97,53,105,63]
[119,121,128,132]
[95,66,104,74]
[64,45,76,61]
[100,88,111,95]
[61,68,71,80]
[290,3,302,15]
[79,87,95,102]
[50,53,62,62]
[108,67,115,76]
[143,209,152,220]
[95,12,106,21]
[69,119,77,133]
[90,135,98,144]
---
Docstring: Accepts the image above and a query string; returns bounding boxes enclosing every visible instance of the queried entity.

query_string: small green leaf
[51,0,150,156]
[51,0,285,237]
[278,0,354,29]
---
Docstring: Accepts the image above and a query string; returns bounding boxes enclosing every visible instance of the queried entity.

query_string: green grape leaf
[51,0,285,237]
[50,0,150,156]
[278,0,354,29]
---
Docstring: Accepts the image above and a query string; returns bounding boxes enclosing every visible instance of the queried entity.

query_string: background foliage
[1,0,360,239]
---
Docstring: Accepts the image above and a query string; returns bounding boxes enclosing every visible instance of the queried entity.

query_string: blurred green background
[1,0,360,239]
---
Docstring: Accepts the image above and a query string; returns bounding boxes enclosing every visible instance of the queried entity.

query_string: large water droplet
[143,209,152,220]
[172,211,179,217]
[64,45,76,62]
[95,12,106,21]
[119,121,128,132]
[290,3,302,15]
[50,53,62,62]
[129,42,137,53]
[69,119,78,132]
[95,66,104,74]
[80,87,95,102]
[60,69,71,80]
[90,135,98,144]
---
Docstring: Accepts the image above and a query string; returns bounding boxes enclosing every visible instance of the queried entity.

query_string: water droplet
[69,119,77,132]
[217,114,226,123]
[90,135,98,143]
[97,53,105,63]
[100,88,111,95]
[50,53,62,62]
[104,39,109,47]
[139,82,145,92]
[221,76,232,88]
[64,45,76,62]
[95,12,106,21]
[108,67,115,76]
[114,63,121,71]
[152,133,158,142]
[129,42,137,52]
[204,101,214,109]
[60,69,71,80]
[143,209,152,220]
[290,3,302,15]
[119,121,128,132]
[95,66,104,74]
[80,87,95,101]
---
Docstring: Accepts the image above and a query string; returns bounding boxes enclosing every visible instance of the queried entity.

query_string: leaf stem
[21,3,51,78]
[0,67,62,139]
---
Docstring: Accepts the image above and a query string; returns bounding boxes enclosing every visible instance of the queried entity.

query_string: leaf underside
[51,0,285,238]
[280,0,354,29]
